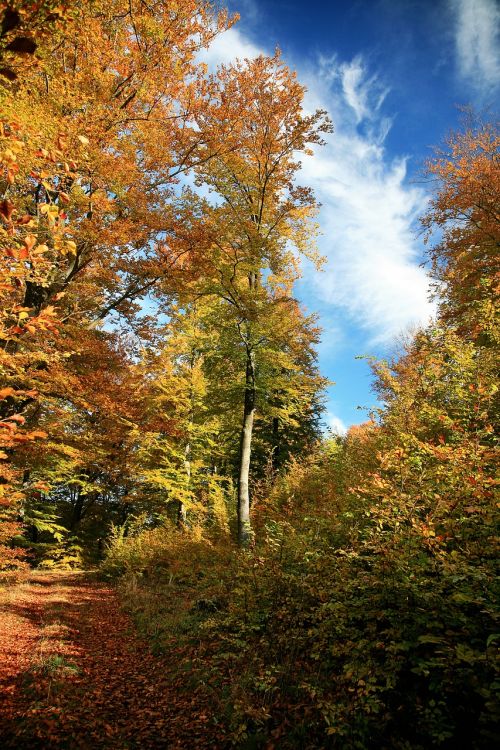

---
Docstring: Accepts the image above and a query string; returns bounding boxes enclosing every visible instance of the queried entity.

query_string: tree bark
[237,344,255,546]
[178,347,196,527]
[69,488,86,530]
[271,415,280,475]
[179,440,190,526]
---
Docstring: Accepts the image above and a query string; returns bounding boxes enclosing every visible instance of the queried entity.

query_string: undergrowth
[103,487,499,749]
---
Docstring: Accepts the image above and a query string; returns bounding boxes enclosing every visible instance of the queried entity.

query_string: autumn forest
[0,1,498,748]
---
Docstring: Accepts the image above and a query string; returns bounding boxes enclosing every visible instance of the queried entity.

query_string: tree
[0,3,82,569]
[331,118,500,745]
[132,301,230,530]
[0,0,235,560]
[422,117,499,344]
[1,5,331,562]
[190,53,331,544]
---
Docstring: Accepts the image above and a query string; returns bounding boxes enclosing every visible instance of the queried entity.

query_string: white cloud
[341,56,389,124]
[199,26,262,68]
[200,27,435,345]
[326,411,348,436]
[300,56,434,343]
[452,0,500,90]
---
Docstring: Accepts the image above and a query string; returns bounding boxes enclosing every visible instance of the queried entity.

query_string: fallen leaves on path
[0,571,228,749]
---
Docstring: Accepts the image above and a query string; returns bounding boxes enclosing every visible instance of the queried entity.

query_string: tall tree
[0,3,83,568]
[0,0,235,559]
[190,53,331,543]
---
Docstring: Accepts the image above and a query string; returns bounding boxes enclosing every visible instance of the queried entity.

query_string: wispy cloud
[451,0,500,91]
[301,56,434,344]
[334,55,389,125]
[200,27,434,345]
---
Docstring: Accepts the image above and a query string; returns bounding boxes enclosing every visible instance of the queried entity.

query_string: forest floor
[0,570,228,749]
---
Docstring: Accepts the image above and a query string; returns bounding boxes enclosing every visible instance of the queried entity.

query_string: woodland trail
[0,571,226,749]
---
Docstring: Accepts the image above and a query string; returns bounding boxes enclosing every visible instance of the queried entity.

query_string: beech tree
[422,118,499,344]
[0,4,83,568]
[0,0,234,562]
[133,301,229,529]
[1,6,330,557]
[190,53,331,544]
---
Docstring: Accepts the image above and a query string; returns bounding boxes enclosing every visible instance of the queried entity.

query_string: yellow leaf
[64,240,77,255]
[33,244,49,255]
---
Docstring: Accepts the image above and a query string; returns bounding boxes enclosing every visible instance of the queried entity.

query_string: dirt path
[0,571,226,749]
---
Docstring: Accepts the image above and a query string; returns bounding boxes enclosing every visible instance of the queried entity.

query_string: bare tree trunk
[179,440,190,525]
[237,345,255,546]
[271,415,280,474]
[178,345,196,526]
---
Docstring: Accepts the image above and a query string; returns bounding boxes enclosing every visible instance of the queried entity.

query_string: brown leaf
[24,234,37,252]
[0,387,16,399]
[0,199,14,221]
[8,414,25,424]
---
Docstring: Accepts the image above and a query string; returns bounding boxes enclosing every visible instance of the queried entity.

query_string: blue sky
[203,0,500,433]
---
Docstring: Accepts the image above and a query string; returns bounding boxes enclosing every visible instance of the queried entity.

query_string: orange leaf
[24,234,37,252]
[9,414,25,424]
[0,388,16,399]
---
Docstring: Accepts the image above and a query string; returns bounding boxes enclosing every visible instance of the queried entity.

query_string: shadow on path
[0,571,227,749]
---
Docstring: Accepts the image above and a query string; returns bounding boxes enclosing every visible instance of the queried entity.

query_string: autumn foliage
[101,117,499,748]
[0,2,498,749]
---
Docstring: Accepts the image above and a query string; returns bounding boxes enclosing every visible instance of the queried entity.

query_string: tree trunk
[237,345,255,546]
[69,488,86,530]
[271,415,280,474]
[179,440,190,526]
[178,346,196,527]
